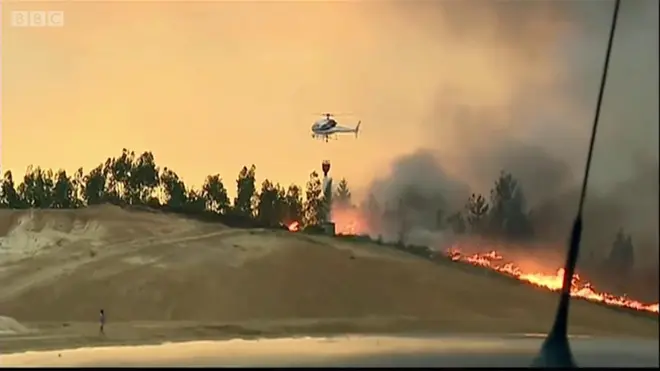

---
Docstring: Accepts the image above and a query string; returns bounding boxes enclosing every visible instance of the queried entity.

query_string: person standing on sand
[99,309,106,335]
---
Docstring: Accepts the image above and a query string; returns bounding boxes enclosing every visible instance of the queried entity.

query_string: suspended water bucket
[321,160,331,177]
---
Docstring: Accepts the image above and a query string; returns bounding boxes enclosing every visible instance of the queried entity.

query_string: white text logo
[10,11,64,28]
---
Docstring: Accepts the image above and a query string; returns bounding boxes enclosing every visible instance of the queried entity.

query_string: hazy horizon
[2,1,657,205]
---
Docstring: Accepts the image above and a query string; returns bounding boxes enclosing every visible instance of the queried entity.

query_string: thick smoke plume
[358,1,658,272]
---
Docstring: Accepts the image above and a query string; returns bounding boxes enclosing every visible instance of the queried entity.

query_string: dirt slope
[0,206,656,350]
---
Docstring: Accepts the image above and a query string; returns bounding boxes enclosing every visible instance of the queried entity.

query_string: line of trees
[458,171,535,240]
[0,147,636,275]
[0,148,539,238]
[365,170,537,244]
[0,149,350,229]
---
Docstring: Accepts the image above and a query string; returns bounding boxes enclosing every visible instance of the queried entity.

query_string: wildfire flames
[330,206,369,235]
[448,248,659,314]
[285,207,367,235]
[284,209,659,315]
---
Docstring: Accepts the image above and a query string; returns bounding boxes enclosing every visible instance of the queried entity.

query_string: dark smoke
[360,1,658,273]
[364,150,469,244]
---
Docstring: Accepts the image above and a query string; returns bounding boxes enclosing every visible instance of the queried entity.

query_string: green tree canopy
[488,171,533,240]
[465,193,489,235]
[1,171,25,208]
[256,179,285,226]
[19,166,55,208]
[234,165,257,218]
[0,147,553,244]
[202,174,230,213]
[303,171,324,226]
[283,184,304,224]
[334,178,352,208]
[160,167,188,209]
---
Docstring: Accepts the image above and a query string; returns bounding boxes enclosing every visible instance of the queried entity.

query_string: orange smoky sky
[1,0,657,202]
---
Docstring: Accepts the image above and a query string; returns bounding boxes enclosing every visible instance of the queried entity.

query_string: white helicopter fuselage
[311,118,361,141]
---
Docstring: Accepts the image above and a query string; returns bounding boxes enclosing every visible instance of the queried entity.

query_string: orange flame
[310,208,658,314]
[331,206,370,235]
[287,221,300,232]
[448,248,659,314]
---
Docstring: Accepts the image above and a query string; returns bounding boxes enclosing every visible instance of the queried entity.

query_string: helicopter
[311,113,361,142]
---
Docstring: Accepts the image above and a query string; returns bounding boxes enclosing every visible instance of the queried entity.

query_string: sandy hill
[0,206,657,352]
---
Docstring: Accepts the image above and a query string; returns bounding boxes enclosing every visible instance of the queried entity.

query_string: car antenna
[531,0,621,367]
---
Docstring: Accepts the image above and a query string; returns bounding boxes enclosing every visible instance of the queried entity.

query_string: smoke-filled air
[1,0,658,358]
[330,1,659,301]
[335,3,658,257]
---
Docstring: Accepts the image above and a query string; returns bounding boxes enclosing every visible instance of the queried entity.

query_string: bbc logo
[10,11,64,28]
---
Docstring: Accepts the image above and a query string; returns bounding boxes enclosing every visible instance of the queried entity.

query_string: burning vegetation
[322,201,659,315]
[286,221,300,232]
[447,249,659,314]
[4,148,656,316]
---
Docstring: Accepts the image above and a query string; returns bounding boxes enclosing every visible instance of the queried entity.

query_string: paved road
[2,334,658,367]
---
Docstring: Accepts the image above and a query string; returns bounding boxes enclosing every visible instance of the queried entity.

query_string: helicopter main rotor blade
[313,113,352,117]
